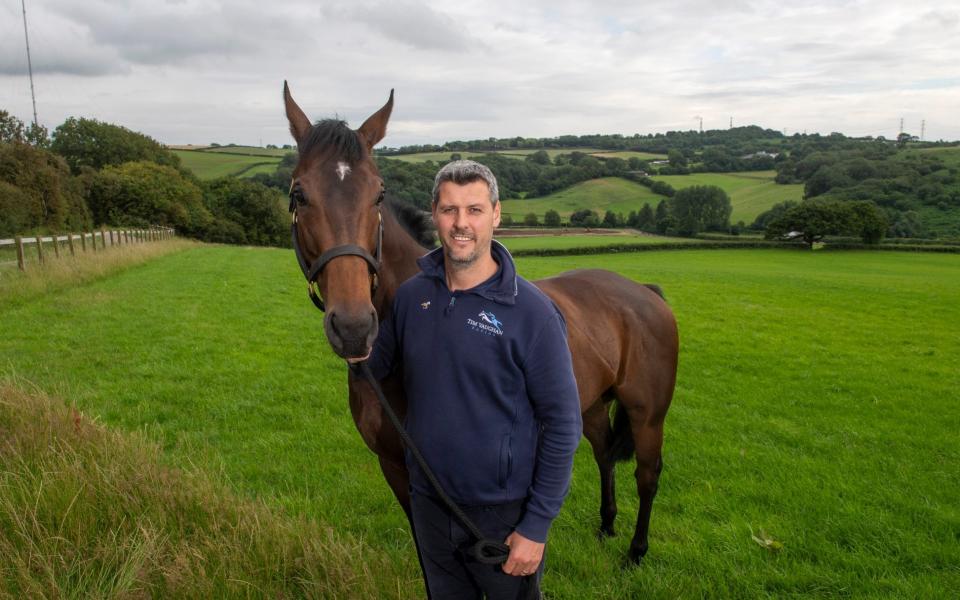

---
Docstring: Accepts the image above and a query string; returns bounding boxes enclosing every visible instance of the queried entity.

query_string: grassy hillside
[501,177,663,221]
[652,171,804,224]
[173,149,283,180]
[1,245,957,598]
[906,145,960,168]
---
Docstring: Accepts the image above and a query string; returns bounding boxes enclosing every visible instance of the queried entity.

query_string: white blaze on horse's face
[336,161,352,182]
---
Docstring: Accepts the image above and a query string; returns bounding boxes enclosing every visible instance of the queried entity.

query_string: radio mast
[21,0,39,128]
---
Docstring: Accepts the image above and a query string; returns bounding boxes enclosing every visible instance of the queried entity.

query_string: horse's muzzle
[325,309,378,358]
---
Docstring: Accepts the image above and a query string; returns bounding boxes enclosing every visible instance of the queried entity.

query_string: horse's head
[284,82,393,359]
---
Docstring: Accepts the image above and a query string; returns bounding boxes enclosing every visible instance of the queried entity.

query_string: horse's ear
[283,81,312,145]
[357,89,394,150]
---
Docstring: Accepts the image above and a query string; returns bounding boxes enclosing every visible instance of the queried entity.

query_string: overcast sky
[2,0,957,147]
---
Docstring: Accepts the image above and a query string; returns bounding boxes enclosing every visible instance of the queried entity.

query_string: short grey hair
[431,160,499,206]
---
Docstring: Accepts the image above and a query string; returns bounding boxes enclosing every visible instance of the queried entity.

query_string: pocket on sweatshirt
[497,434,513,488]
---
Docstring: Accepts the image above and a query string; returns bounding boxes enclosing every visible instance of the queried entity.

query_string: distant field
[501,177,663,221]
[173,150,282,180]
[385,147,609,163]
[652,171,804,224]
[497,232,699,251]
[198,146,292,157]
[591,150,667,161]
[383,151,489,163]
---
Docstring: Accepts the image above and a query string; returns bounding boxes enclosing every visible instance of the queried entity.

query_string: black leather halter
[289,183,384,312]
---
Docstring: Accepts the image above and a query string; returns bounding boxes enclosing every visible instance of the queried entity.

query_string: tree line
[0,111,287,246]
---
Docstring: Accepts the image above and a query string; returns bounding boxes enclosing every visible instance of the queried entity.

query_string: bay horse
[283,83,679,565]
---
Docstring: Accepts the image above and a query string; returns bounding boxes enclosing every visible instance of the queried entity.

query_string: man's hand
[501,531,544,577]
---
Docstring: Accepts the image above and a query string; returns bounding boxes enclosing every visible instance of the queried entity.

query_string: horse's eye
[376,187,385,206]
[291,186,307,206]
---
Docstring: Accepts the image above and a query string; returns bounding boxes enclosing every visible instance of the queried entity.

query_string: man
[358,160,581,599]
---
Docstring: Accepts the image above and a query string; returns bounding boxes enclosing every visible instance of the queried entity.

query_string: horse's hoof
[597,525,616,539]
[626,545,648,566]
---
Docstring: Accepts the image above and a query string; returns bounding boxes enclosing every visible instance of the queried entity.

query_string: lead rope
[355,361,511,565]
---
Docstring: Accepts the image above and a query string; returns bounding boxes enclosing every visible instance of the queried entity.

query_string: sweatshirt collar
[417,240,518,305]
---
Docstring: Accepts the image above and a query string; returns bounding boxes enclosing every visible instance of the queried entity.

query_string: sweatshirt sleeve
[365,302,400,381]
[515,311,582,543]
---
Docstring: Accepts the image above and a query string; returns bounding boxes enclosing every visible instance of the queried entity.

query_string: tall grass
[0,239,196,307]
[0,380,393,599]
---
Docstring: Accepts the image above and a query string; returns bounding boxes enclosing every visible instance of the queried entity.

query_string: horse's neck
[375,207,430,318]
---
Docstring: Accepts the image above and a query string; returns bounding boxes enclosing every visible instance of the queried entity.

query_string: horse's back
[532,269,678,408]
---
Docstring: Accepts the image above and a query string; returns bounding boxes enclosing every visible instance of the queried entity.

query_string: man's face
[432,180,501,270]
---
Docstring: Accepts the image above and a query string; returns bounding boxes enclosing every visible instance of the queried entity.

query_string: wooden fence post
[52,235,61,259]
[68,234,76,256]
[80,232,87,252]
[15,236,25,271]
[36,233,45,264]
[100,228,106,249]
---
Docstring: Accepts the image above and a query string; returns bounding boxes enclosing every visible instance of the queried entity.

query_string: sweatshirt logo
[467,310,504,336]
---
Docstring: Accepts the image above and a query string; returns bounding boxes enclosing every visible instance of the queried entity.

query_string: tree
[500,213,513,227]
[0,111,48,147]
[0,141,90,235]
[602,210,621,228]
[543,209,561,227]
[764,197,882,246]
[637,204,655,231]
[569,209,599,227]
[804,165,853,198]
[86,161,211,235]
[848,200,888,244]
[667,148,687,168]
[526,150,551,165]
[650,180,675,197]
[51,117,181,174]
[751,200,798,230]
[524,212,539,226]
[201,178,288,246]
[668,185,732,236]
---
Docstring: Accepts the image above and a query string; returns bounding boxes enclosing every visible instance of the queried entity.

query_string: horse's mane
[301,119,366,163]
[386,197,436,249]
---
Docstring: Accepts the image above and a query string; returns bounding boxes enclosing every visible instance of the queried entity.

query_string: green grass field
[501,177,664,222]
[173,150,283,180]
[652,171,804,224]
[1,246,957,598]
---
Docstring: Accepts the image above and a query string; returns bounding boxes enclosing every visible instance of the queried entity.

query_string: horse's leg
[626,422,663,564]
[581,396,618,538]
[378,455,411,518]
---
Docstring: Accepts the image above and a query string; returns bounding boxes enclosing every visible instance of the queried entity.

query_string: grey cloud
[344,1,473,52]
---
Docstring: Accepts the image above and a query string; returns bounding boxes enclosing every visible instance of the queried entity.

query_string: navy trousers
[410,492,543,600]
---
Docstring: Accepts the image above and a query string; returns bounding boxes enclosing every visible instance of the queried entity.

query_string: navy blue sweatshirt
[367,241,582,543]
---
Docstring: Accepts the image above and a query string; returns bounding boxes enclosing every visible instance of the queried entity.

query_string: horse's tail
[606,400,636,463]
